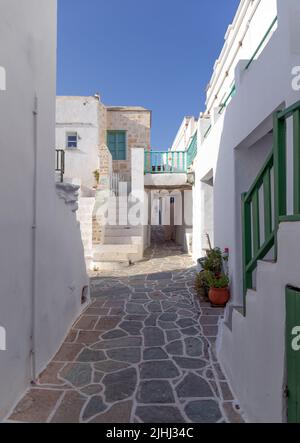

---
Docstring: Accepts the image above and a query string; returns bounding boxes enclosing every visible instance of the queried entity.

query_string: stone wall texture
[107,108,151,173]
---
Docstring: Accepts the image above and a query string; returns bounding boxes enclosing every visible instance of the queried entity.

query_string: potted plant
[204,270,230,307]
[195,247,230,305]
[203,247,223,274]
[195,247,223,301]
[195,271,210,301]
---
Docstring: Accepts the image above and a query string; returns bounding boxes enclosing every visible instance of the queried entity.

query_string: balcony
[145,131,198,176]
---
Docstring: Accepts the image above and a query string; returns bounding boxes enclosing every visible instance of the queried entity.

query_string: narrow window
[107,131,126,161]
[66,132,78,149]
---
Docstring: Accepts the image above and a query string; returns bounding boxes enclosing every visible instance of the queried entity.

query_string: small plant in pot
[195,247,223,302]
[204,270,230,307]
[195,271,210,301]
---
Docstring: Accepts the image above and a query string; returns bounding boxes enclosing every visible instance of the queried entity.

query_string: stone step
[92,261,133,271]
[105,227,142,237]
[93,244,138,262]
[103,236,134,245]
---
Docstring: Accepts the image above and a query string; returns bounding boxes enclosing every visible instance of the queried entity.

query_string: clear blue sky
[57,0,240,149]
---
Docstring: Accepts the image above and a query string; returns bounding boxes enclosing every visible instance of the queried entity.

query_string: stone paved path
[8,243,244,423]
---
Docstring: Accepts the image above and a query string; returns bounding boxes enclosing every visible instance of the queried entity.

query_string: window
[66,132,78,149]
[107,131,126,161]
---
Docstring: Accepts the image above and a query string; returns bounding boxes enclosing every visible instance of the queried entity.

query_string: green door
[286,286,300,423]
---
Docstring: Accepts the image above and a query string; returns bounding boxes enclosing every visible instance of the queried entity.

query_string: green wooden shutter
[107,131,126,161]
[107,132,117,160]
[116,131,126,161]
[286,286,300,423]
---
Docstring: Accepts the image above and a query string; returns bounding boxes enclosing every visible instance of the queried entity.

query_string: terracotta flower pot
[208,287,230,307]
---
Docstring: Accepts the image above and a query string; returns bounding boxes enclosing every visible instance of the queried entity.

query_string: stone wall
[98,144,112,189]
[107,107,151,174]
[92,214,103,246]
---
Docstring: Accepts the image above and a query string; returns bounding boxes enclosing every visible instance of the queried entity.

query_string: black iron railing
[55,149,65,183]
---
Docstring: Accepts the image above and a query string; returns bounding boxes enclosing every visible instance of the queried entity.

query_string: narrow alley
[8,242,244,424]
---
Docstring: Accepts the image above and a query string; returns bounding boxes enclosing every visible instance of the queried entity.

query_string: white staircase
[92,192,144,269]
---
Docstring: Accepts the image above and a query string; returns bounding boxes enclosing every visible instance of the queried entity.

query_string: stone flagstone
[9,242,244,424]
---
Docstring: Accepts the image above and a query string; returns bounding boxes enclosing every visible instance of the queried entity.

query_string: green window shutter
[286,286,300,423]
[107,131,126,161]
[116,132,126,160]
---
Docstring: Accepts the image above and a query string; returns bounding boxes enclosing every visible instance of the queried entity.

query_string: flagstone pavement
[8,242,244,424]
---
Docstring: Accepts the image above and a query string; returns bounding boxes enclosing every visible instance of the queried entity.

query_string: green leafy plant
[93,170,100,185]
[202,248,223,274]
[204,270,229,289]
[195,247,229,298]
[195,272,210,300]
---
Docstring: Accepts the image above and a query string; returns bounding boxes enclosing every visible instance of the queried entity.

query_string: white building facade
[173,0,300,423]
[56,97,152,268]
[0,0,88,420]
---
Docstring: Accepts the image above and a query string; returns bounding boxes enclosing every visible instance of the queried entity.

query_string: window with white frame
[66,132,78,149]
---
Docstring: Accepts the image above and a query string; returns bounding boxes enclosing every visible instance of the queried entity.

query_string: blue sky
[57,0,240,148]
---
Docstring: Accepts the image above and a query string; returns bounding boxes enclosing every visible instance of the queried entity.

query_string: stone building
[56,97,152,268]
[56,97,151,191]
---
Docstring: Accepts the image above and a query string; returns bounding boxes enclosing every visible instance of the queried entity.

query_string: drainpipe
[31,96,38,383]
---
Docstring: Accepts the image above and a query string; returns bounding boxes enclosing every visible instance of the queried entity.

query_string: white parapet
[144,173,188,188]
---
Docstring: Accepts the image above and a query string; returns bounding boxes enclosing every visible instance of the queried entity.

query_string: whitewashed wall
[0,0,88,420]
[191,0,300,422]
[206,0,278,118]
[56,96,103,190]
[171,117,198,152]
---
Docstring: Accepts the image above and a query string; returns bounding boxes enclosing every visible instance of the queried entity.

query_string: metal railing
[203,125,212,140]
[219,84,236,115]
[55,149,65,183]
[245,16,278,71]
[110,172,131,196]
[242,152,274,310]
[186,131,198,169]
[144,150,186,174]
[205,17,278,140]
[242,100,300,314]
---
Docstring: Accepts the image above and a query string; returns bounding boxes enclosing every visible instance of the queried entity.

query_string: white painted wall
[144,173,188,188]
[190,0,300,422]
[171,117,198,152]
[175,190,193,253]
[0,0,88,420]
[206,0,278,116]
[193,0,300,304]
[219,222,300,423]
[56,96,102,191]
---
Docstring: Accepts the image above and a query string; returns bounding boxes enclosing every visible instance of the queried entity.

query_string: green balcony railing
[219,84,236,115]
[242,100,300,315]
[144,150,187,174]
[186,131,198,169]
[245,16,278,71]
[275,101,300,224]
[242,152,275,310]
[203,125,212,139]
[144,132,198,174]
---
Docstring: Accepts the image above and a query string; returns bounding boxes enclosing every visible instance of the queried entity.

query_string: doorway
[286,285,300,423]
